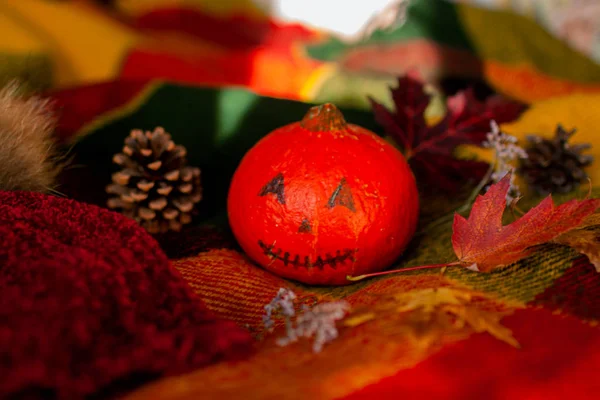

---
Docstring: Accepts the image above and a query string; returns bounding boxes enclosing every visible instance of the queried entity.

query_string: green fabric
[70,83,379,225]
[457,5,600,83]
[0,52,52,92]
[307,0,474,61]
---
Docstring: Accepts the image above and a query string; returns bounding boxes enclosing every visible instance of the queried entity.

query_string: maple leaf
[452,174,600,272]
[370,75,525,190]
[348,174,600,281]
[343,287,519,348]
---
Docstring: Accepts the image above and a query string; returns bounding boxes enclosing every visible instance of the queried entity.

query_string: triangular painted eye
[259,173,285,204]
[327,178,355,212]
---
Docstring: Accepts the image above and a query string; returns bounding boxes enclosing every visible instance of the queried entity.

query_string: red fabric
[131,8,318,50]
[342,307,600,400]
[132,9,271,50]
[533,257,600,320]
[0,191,254,399]
[119,8,322,100]
[120,50,253,90]
[47,80,150,142]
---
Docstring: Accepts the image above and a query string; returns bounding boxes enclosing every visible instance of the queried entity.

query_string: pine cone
[518,125,594,195]
[106,127,202,234]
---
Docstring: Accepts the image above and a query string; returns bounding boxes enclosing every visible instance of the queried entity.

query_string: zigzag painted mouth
[258,240,357,269]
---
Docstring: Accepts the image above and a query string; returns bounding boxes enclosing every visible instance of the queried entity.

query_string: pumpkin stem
[300,103,348,132]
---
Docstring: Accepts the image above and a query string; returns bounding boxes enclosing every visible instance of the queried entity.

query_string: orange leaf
[452,174,600,272]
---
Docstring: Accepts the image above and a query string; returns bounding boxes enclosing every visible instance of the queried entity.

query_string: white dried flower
[263,288,297,332]
[276,301,351,353]
[483,120,528,203]
[484,120,528,161]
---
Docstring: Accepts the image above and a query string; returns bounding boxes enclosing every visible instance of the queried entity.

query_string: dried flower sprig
[424,120,529,233]
[482,120,528,203]
[263,288,297,337]
[262,288,350,353]
[276,301,351,353]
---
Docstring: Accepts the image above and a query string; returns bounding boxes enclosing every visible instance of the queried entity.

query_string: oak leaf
[343,287,519,348]
[370,75,525,190]
[452,174,600,272]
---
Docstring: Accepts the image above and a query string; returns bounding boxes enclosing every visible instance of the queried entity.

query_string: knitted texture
[0,191,253,399]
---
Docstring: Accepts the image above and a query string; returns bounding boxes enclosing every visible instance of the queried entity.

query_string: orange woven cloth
[121,245,600,399]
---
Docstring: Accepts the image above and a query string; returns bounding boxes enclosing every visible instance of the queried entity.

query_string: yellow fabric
[480,61,600,102]
[114,0,267,18]
[503,93,600,185]
[458,4,600,82]
[0,12,46,53]
[457,4,600,102]
[1,0,139,87]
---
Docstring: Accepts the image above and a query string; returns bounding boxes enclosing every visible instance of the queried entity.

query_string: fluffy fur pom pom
[0,82,61,192]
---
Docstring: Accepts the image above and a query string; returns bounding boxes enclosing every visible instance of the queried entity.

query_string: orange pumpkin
[227,103,419,285]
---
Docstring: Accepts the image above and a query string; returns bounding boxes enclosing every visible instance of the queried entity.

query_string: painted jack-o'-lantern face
[228,103,419,285]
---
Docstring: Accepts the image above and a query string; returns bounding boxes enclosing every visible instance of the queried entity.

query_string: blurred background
[3,0,600,105]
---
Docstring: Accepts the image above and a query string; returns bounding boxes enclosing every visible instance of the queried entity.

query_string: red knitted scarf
[0,191,253,399]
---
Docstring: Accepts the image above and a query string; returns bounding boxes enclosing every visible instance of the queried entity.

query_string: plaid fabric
[52,81,600,399]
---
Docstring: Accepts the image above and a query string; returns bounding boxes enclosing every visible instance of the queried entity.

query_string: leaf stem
[457,158,496,214]
[347,262,462,282]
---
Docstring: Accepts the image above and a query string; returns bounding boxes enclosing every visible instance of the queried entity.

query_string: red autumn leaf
[369,75,526,190]
[452,174,600,272]
[347,174,600,282]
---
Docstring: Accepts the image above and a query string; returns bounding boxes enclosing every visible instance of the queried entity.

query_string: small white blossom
[484,120,528,161]
[483,120,528,203]
[263,289,351,353]
[263,288,297,331]
[276,301,351,353]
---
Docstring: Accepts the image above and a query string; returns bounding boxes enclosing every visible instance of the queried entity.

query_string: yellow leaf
[343,312,375,327]
[554,227,600,273]
[392,287,470,314]
[450,305,520,348]
[580,212,600,228]
[344,287,519,349]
